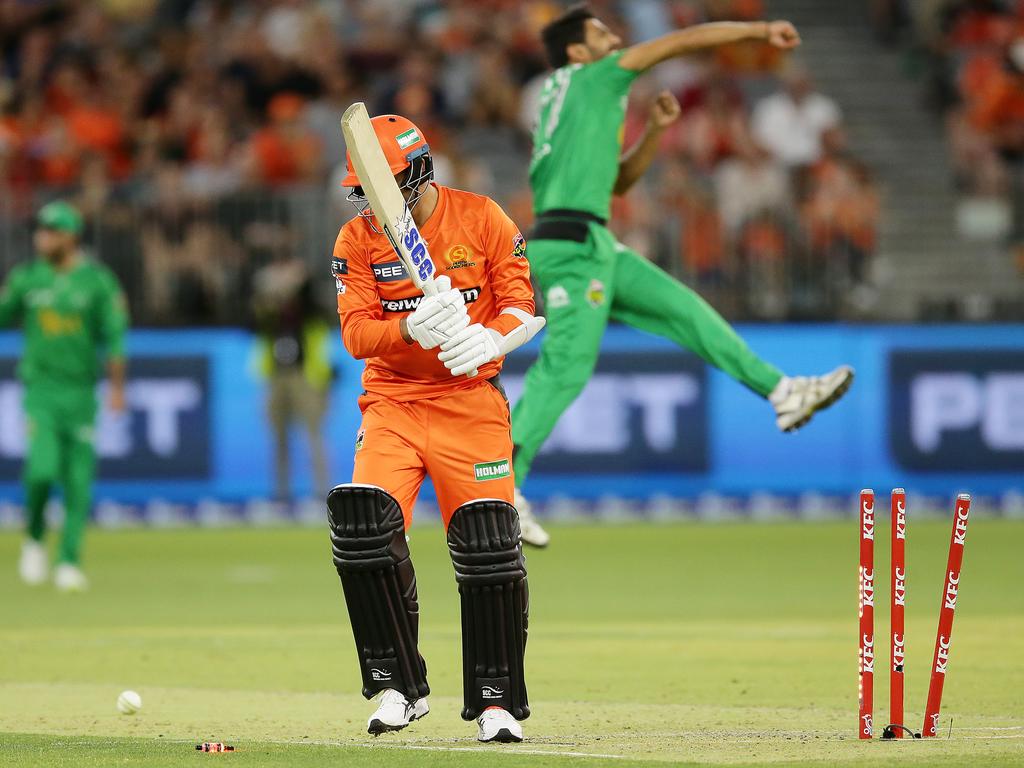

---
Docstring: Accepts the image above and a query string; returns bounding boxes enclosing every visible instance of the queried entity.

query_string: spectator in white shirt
[752,64,841,167]
[714,137,793,235]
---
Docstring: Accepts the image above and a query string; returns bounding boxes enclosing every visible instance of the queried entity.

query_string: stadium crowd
[0,0,878,324]
[912,0,1024,261]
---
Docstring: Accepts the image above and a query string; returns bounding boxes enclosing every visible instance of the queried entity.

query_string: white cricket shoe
[514,489,549,549]
[367,689,429,735]
[54,563,89,593]
[19,539,48,585]
[477,707,523,743]
[770,365,855,433]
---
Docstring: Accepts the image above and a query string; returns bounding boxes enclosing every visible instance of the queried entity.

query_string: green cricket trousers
[511,211,783,482]
[23,383,97,565]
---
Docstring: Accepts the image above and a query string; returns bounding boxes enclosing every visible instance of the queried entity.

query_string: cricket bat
[341,102,439,298]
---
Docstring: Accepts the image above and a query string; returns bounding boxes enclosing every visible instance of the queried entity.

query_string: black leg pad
[327,484,429,701]
[447,499,529,721]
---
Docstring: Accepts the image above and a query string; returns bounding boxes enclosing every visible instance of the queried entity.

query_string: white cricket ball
[116,690,142,715]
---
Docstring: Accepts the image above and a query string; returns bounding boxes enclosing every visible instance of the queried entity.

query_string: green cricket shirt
[0,256,128,391]
[529,51,641,220]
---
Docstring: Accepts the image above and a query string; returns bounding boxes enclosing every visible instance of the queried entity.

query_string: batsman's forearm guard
[328,484,429,701]
[447,499,530,721]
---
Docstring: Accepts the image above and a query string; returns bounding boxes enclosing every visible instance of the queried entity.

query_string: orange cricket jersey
[333,184,534,400]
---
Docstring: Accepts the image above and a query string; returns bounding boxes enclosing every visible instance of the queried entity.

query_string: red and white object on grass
[922,493,971,737]
[890,488,907,736]
[858,489,876,739]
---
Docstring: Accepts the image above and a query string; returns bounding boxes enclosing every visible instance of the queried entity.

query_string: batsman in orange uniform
[326,114,543,744]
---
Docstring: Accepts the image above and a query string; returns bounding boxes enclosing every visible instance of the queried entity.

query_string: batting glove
[437,323,501,377]
[405,275,470,350]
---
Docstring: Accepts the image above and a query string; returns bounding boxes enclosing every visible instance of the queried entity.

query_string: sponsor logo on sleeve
[512,232,527,259]
[331,258,349,277]
[335,278,346,295]
[586,278,606,308]
[372,260,409,283]
[355,428,365,452]
[473,458,511,482]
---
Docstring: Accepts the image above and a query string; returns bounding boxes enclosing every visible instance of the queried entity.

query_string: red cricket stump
[858,489,876,739]
[890,488,907,736]
[922,493,972,737]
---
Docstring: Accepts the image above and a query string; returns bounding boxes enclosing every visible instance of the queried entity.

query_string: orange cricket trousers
[352,377,515,529]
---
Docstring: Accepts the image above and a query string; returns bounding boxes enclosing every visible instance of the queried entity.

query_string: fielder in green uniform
[511,7,854,547]
[5,201,128,591]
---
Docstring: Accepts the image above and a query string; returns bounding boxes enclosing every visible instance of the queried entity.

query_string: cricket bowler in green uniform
[511,7,854,546]
[5,201,128,591]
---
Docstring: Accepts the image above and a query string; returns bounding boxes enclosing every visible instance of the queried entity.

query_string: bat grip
[420,273,477,377]
[419,276,439,297]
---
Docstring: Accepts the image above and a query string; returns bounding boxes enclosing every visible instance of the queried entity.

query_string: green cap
[37,201,83,236]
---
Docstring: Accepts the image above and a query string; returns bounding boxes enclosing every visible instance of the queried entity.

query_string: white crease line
[273,738,629,760]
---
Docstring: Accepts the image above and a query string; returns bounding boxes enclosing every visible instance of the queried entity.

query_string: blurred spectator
[305,64,361,173]
[659,158,728,299]
[251,254,332,502]
[467,43,523,128]
[752,63,842,168]
[801,130,880,290]
[682,76,750,172]
[869,0,912,44]
[244,93,323,186]
[714,137,791,235]
[923,2,1024,254]
[182,109,244,201]
[140,161,242,324]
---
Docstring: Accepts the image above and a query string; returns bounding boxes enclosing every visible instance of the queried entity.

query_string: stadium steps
[765,0,1024,318]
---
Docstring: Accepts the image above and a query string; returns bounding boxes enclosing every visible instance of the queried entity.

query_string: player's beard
[42,243,75,268]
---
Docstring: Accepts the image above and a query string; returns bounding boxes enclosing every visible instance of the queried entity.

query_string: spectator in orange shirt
[245,92,322,185]
[968,38,1024,152]
[803,129,880,288]
[326,113,542,745]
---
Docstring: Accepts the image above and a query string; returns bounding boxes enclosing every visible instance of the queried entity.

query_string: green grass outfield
[1,519,1022,767]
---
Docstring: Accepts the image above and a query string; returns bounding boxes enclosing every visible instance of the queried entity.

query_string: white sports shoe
[514,489,549,549]
[367,688,429,735]
[477,707,523,743]
[54,563,89,593]
[770,365,855,433]
[19,539,48,585]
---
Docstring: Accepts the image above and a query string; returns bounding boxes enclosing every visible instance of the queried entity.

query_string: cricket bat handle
[418,273,478,378]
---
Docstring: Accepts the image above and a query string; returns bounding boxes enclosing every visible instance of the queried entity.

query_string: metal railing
[0,183,349,326]
[1,181,873,325]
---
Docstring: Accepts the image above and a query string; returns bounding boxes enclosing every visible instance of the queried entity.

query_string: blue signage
[889,350,1024,472]
[0,324,1017,507]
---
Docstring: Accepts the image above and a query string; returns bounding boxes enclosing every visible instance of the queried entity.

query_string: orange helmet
[342,113,430,187]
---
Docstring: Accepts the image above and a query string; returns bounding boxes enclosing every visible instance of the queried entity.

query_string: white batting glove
[437,323,501,377]
[405,275,469,349]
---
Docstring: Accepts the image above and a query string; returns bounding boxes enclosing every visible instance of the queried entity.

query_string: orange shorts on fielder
[353,379,514,528]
